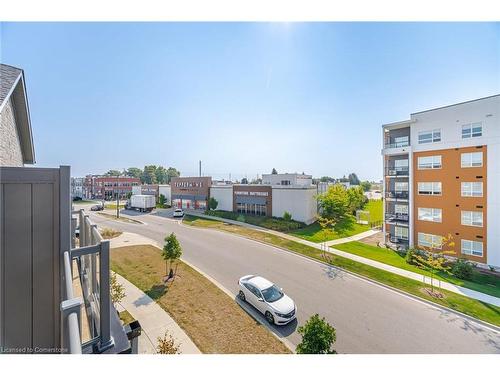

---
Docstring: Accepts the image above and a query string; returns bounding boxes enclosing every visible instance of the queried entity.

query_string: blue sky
[1,22,499,180]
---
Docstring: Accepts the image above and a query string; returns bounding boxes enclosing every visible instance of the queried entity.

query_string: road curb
[148,243,297,353]
[181,219,500,333]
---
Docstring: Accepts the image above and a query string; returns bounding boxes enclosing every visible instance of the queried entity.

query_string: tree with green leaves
[346,185,367,213]
[360,180,372,192]
[166,167,180,183]
[348,173,360,186]
[143,165,158,184]
[413,234,455,296]
[159,194,166,207]
[125,167,143,180]
[208,197,218,211]
[271,168,278,174]
[162,233,183,280]
[105,169,122,177]
[241,177,248,184]
[316,184,352,227]
[296,314,337,354]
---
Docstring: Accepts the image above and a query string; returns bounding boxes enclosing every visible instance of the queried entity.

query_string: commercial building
[71,177,85,199]
[171,176,212,210]
[85,175,141,200]
[382,94,500,268]
[175,173,318,224]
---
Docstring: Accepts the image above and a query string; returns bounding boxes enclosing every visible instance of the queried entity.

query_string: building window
[461,239,483,257]
[461,211,483,227]
[461,182,483,197]
[418,129,441,144]
[417,182,442,195]
[281,180,291,186]
[461,152,483,168]
[418,207,442,222]
[395,226,409,240]
[394,181,408,192]
[394,159,409,171]
[462,123,482,139]
[394,204,408,214]
[418,155,442,170]
[418,232,443,249]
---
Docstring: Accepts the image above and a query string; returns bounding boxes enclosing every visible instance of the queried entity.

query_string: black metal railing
[385,191,409,199]
[389,236,409,245]
[385,167,409,176]
[385,213,409,222]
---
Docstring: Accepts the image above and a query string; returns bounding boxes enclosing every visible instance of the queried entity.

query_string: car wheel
[265,311,274,325]
[238,290,246,301]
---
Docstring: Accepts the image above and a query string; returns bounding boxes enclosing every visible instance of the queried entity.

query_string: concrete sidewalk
[322,229,380,246]
[115,273,201,354]
[185,211,500,307]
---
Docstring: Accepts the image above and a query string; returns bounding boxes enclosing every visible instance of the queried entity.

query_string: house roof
[0,64,35,164]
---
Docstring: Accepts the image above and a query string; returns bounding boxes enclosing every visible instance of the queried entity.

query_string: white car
[238,275,296,325]
[173,208,184,218]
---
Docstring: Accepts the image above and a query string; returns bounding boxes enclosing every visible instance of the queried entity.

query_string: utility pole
[116,173,120,219]
[199,160,201,177]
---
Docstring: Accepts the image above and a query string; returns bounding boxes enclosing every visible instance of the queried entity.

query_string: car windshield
[261,285,283,303]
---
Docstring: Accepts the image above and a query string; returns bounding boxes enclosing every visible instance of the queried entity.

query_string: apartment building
[70,177,85,199]
[382,94,500,268]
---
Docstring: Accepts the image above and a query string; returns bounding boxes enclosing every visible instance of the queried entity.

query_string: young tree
[296,314,337,354]
[317,216,335,259]
[157,331,180,354]
[208,197,218,211]
[162,233,183,280]
[110,273,126,306]
[412,234,455,296]
[316,184,352,227]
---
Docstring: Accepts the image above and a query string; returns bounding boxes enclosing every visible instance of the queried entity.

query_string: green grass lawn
[334,242,500,298]
[183,215,500,327]
[364,199,383,222]
[290,221,370,243]
[289,199,382,243]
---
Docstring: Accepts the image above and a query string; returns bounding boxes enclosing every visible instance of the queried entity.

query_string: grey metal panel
[3,183,32,349]
[32,183,56,348]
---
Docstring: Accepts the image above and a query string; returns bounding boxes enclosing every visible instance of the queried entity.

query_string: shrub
[157,331,180,354]
[100,227,122,239]
[405,248,417,265]
[283,211,292,221]
[452,259,474,280]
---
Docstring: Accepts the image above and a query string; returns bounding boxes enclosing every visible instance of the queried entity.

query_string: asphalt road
[83,205,500,353]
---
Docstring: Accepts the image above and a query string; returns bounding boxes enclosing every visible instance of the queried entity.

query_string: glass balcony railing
[384,140,410,149]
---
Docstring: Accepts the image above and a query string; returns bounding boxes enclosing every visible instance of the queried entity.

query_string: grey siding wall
[0,167,67,353]
[0,98,23,167]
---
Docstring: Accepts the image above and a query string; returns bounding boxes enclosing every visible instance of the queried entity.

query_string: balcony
[385,213,409,222]
[388,236,409,247]
[384,139,410,149]
[385,191,409,200]
[61,209,130,354]
[385,166,409,177]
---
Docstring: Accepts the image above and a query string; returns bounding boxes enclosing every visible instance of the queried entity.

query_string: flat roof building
[382,94,500,268]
